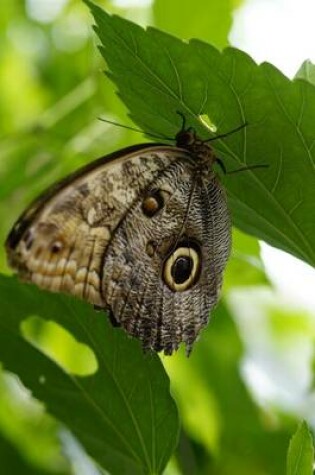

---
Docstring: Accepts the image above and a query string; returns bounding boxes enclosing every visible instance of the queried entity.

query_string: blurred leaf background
[0,0,315,474]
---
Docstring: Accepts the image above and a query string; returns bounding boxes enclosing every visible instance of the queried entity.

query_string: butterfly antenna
[205,122,248,142]
[98,117,173,141]
[176,111,187,131]
[216,158,227,174]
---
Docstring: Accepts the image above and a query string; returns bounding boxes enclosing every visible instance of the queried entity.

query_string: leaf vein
[64,300,152,470]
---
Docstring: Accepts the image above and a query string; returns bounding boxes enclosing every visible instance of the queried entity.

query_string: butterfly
[5,114,239,355]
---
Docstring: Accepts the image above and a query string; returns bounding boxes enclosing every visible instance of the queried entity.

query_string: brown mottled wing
[101,155,231,355]
[6,144,182,307]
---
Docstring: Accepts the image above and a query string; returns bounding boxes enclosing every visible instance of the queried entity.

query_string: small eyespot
[163,243,201,292]
[142,189,164,217]
[51,241,63,254]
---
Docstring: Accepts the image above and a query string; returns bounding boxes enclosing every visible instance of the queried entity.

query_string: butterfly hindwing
[102,155,231,354]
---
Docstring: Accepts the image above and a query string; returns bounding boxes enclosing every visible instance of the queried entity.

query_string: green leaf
[86,2,315,267]
[0,275,179,475]
[0,431,61,475]
[287,421,314,475]
[295,60,315,85]
[223,228,268,290]
[0,371,70,473]
[153,0,235,49]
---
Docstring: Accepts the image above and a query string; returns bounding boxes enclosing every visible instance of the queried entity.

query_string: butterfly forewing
[6,145,182,307]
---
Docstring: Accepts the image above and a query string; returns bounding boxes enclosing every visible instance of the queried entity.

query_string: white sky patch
[26,0,68,24]
[261,243,315,313]
[230,0,315,312]
[52,12,89,52]
[228,288,314,411]
[230,0,315,78]
[112,0,153,7]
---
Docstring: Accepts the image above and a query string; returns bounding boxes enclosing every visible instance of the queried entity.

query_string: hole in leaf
[198,114,217,133]
[20,316,98,376]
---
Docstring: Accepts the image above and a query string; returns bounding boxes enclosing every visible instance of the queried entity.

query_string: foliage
[0,275,178,475]
[287,422,314,475]
[88,1,315,268]
[0,1,314,474]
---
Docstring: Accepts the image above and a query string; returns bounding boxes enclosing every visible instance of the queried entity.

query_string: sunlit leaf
[0,431,64,475]
[223,228,268,290]
[153,0,236,48]
[287,421,314,475]
[295,60,315,85]
[0,371,68,472]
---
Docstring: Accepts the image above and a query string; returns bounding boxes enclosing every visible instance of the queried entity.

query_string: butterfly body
[6,129,231,354]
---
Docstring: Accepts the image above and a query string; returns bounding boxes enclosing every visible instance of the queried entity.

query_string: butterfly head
[175,126,217,168]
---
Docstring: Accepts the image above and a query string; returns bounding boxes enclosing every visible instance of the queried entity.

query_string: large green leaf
[0,275,179,475]
[287,421,314,475]
[86,2,315,267]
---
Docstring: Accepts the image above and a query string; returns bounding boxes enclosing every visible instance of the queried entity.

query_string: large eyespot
[163,242,201,292]
[142,189,164,217]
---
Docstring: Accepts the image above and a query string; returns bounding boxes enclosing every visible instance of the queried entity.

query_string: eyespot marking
[163,240,201,292]
[142,189,164,217]
[51,240,64,254]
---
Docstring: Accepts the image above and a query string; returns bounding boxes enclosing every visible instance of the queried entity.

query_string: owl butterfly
[6,114,240,355]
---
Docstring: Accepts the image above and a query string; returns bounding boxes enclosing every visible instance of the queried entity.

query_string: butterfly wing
[6,144,182,307]
[101,154,231,354]
[6,145,231,354]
